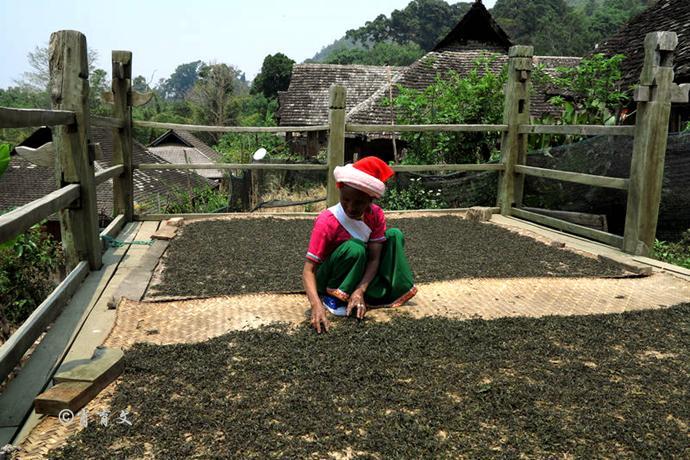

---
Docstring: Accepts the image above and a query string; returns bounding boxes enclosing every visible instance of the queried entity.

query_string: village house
[277,0,580,162]
[0,126,215,239]
[148,129,225,181]
[595,0,690,131]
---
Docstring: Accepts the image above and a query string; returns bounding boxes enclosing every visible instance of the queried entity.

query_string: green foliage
[492,0,652,56]
[162,185,228,214]
[531,53,629,148]
[0,224,64,340]
[0,143,10,177]
[323,41,424,66]
[653,231,690,270]
[378,177,447,210]
[251,53,295,99]
[158,61,203,100]
[345,0,471,51]
[392,57,505,165]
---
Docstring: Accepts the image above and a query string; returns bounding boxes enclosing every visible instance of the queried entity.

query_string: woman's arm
[347,242,383,318]
[303,260,329,333]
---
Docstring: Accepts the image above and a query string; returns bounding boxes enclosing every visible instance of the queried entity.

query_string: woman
[302,156,417,333]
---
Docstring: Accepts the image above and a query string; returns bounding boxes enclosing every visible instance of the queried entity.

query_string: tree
[17,45,99,91]
[392,56,506,165]
[188,63,241,141]
[346,0,470,51]
[251,53,295,100]
[132,75,151,93]
[158,60,203,100]
[324,42,424,66]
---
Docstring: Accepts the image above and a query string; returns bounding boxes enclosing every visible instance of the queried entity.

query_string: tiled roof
[148,130,225,179]
[346,51,582,125]
[432,0,512,52]
[595,0,690,87]
[0,126,213,219]
[277,64,404,126]
[148,146,224,179]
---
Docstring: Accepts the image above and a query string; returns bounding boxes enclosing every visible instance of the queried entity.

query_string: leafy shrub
[163,185,228,214]
[391,56,505,165]
[653,230,690,270]
[0,224,64,341]
[378,178,447,210]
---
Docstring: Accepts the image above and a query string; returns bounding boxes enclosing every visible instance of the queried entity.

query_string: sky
[0,0,497,89]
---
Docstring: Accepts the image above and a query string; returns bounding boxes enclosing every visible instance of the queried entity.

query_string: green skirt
[316,228,417,307]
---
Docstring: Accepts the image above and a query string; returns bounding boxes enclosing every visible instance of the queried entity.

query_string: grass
[149,216,623,298]
[49,303,690,459]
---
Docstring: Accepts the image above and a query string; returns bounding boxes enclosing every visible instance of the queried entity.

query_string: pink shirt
[306,204,387,264]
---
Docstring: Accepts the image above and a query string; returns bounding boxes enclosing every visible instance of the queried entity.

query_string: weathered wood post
[497,45,533,215]
[326,84,346,207]
[111,51,134,221]
[49,30,102,270]
[623,32,676,256]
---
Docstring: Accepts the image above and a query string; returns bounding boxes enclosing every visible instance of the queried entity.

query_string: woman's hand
[347,288,367,319]
[311,305,330,333]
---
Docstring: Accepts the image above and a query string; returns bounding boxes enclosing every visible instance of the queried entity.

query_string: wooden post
[326,84,346,207]
[111,50,134,221]
[623,32,676,256]
[49,30,102,270]
[306,130,320,158]
[497,45,533,214]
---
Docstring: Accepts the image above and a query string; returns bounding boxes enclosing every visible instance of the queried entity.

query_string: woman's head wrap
[333,156,394,199]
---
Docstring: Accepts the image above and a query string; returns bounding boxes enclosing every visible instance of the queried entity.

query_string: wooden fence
[0,29,686,401]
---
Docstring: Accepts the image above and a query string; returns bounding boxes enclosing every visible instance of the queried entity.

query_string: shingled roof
[277,64,404,126]
[433,0,512,52]
[149,130,224,179]
[596,0,690,88]
[0,126,213,219]
[279,0,579,129]
[346,51,582,125]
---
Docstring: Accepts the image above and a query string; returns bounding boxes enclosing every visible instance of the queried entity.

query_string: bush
[378,177,447,210]
[163,185,228,214]
[0,224,64,341]
[653,230,690,270]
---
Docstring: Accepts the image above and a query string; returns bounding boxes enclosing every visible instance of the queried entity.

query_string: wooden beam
[134,207,477,221]
[90,115,125,129]
[135,163,328,171]
[670,82,690,104]
[391,164,504,172]
[99,214,125,251]
[131,91,153,107]
[0,184,80,244]
[0,107,75,128]
[133,120,329,133]
[15,142,55,167]
[623,32,676,256]
[345,123,509,133]
[497,45,533,214]
[511,207,623,248]
[521,206,608,232]
[515,165,629,190]
[326,85,346,207]
[49,30,102,270]
[0,261,88,385]
[112,50,134,222]
[94,164,125,185]
[518,124,635,136]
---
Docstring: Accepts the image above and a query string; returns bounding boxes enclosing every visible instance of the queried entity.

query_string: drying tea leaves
[152,216,623,298]
[50,303,689,459]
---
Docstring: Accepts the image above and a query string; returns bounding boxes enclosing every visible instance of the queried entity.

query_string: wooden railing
[0,29,682,396]
[129,33,682,255]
